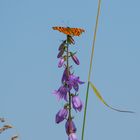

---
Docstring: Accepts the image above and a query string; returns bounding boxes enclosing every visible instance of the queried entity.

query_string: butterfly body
[52,26,85,36]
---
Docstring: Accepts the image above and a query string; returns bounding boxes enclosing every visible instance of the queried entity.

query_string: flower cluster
[52,35,84,140]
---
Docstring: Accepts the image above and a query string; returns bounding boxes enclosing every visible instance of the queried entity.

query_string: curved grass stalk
[81,0,102,140]
[81,0,135,139]
[89,82,134,113]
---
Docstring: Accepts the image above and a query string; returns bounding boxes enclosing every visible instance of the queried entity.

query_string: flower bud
[58,40,66,51]
[55,108,68,124]
[58,57,65,68]
[65,120,77,135]
[72,96,83,112]
[57,49,65,58]
[71,54,80,65]
[62,68,69,83]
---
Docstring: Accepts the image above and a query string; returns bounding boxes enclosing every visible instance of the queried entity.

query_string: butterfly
[52,26,85,36]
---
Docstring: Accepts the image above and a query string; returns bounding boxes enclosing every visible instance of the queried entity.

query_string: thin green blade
[89,81,134,113]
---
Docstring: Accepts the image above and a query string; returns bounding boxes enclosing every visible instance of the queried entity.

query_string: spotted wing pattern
[52,26,85,36]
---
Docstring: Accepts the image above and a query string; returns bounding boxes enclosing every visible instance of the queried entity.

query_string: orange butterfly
[52,26,85,36]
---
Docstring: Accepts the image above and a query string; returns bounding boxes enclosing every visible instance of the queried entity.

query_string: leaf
[89,81,134,113]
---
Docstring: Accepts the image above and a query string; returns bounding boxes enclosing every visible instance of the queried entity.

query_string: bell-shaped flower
[53,85,68,101]
[72,96,83,112]
[55,108,68,124]
[67,74,84,92]
[68,133,78,140]
[62,68,70,83]
[65,120,77,135]
[58,57,65,68]
[67,36,75,45]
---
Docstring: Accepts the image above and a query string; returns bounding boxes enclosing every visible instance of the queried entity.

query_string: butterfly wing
[69,28,85,36]
[52,27,85,36]
[52,27,71,35]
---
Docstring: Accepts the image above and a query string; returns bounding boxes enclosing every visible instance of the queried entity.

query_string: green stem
[66,36,72,119]
[81,0,101,140]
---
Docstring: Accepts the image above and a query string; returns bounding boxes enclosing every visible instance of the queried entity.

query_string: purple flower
[67,74,84,92]
[55,108,68,124]
[58,58,65,68]
[61,68,70,83]
[71,55,80,65]
[65,120,77,135]
[53,85,68,101]
[57,50,64,58]
[72,96,83,112]
[58,40,66,51]
[68,133,77,140]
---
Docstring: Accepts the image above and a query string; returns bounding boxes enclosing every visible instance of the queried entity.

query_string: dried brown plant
[11,135,18,140]
[0,117,19,140]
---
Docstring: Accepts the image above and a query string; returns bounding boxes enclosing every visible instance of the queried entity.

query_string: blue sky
[0,0,140,140]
